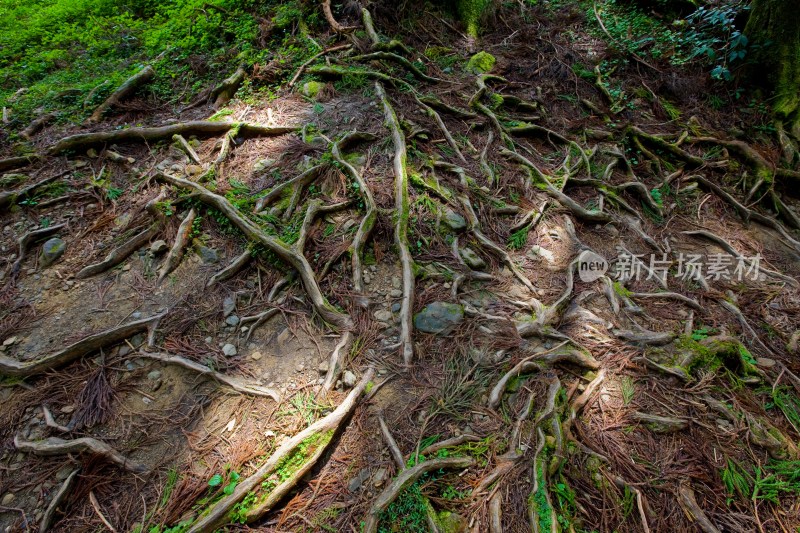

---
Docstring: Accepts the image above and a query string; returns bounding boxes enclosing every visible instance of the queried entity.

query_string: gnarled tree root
[677,483,722,533]
[184,367,374,532]
[376,81,415,364]
[210,66,246,109]
[39,467,79,532]
[9,224,67,278]
[362,456,475,533]
[136,351,279,400]
[49,121,295,155]
[0,169,70,211]
[86,65,155,124]
[14,435,148,474]
[322,331,352,392]
[206,250,251,287]
[0,313,163,377]
[157,208,196,285]
[154,172,351,329]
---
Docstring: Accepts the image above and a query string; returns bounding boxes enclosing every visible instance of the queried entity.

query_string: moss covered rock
[466,51,496,74]
[300,81,326,99]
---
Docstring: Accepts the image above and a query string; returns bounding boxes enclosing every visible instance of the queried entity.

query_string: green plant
[507,227,529,250]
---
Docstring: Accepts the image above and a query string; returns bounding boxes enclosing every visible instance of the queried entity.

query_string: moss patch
[466,51,496,74]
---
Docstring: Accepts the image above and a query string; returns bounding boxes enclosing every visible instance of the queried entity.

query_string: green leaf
[223,481,238,495]
[208,474,223,487]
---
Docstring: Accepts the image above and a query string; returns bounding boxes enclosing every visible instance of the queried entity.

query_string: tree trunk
[745,0,800,134]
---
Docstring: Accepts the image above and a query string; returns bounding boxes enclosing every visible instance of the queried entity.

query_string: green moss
[466,51,496,74]
[529,465,553,532]
[300,80,326,99]
[456,0,492,38]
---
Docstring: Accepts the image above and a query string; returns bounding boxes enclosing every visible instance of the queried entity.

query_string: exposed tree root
[86,65,155,124]
[0,155,42,173]
[210,66,246,109]
[157,208,196,285]
[677,483,722,533]
[376,81,415,364]
[631,411,688,433]
[39,467,79,532]
[172,134,202,165]
[0,313,163,377]
[76,192,166,279]
[413,93,467,163]
[241,308,280,344]
[154,172,351,329]
[20,112,56,140]
[136,351,279,400]
[0,170,70,211]
[322,331,352,391]
[321,0,357,33]
[206,250,251,287]
[629,291,703,312]
[362,456,475,533]
[289,44,352,88]
[9,224,67,279]
[14,435,148,474]
[49,121,295,155]
[351,52,440,83]
[42,405,71,433]
[184,368,374,532]
[683,229,798,287]
[613,328,676,345]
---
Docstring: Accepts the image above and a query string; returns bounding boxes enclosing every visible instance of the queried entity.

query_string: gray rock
[318,360,329,373]
[147,370,162,381]
[391,302,401,312]
[225,315,240,327]
[197,245,219,264]
[1,493,15,506]
[223,295,236,317]
[40,238,66,267]
[343,370,357,388]
[374,309,393,322]
[130,334,145,348]
[277,328,291,346]
[222,343,237,357]
[253,159,275,173]
[443,208,467,231]
[390,289,403,298]
[459,247,486,270]
[756,357,776,368]
[413,301,464,334]
[149,240,169,255]
[348,468,371,492]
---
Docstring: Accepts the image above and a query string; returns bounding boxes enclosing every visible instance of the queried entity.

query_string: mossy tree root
[376,81,415,364]
[0,169,70,212]
[185,367,374,532]
[85,65,155,124]
[362,456,476,533]
[155,172,351,329]
[210,66,246,110]
[206,250,251,288]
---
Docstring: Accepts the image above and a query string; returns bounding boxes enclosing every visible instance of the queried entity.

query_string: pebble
[1,493,15,506]
[2,336,16,346]
[56,464,74,481]
[389,289,402,298]
[250,351,263,361]
[391,276,401,289]
[318,360,329,373]
[277,328,291,346]
[60,405,75,414]
[374,309,393,322]
[225,315,240,327]
[756,357,776,368]
[222,344,237,357]
[348,468,371,492]
[147,370,162,381]
[142,397,153,405]
[223,295,236,317]
[343,370,357,388]
[391,303,401,312]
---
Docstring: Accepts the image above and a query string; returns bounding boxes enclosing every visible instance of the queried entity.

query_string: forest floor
[1,1,800,532]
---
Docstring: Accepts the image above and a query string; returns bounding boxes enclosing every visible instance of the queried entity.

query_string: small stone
[223,295,236,317]
[756,357,776,368]
[374,309,393,322]
[142,397,153,405]
[60,405,75,414]
[252,159,276,173]
[2,336,16,346]
[391,276,401,289]
[40,238,66,267]
[147,370,162,381]
[205,336,213,344]
[186,165,203,175]
[348,468,370,492]
[389,289,403,298]
[301,81,326,99]
[373,467,388,487]
[149,240,169,255]
[342,370,357,388]
[251,351,263,361]
[459,247,486,270]
[466,51,496,74]
[1,493,15,506]
[119,345,131,357]
[391,302,401,313]
[222,343,237,357]
[318,360,329,373]
[225,315,240,327]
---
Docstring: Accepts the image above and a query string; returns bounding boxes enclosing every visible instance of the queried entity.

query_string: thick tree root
[677,483,722,533]
[629,291,703,312]
[631,411,688,433]
[9,224,67,278]
[241,308,280,344]
[376,81,415,364]
[362,456,475,533]
[351,52,440,83]
[136,351,279,400]
[322,331,352,391]
[184,368,374,532]
[86,65,155,124]
[0,155,42,173]
[0,313,163,377]
[413,93,467,163]
[206,250,251,287]
[289,44,352,88]
[157,208,196,285]
[20,112,56,140]
[49,121,295,155]
[14,435,148,474]
[172,134,202,165]
[613,328,676,345]
[39,468,79,532]
[42,405,71,433]
[210,66,246,109]
[77,192,166,279]
[154,172,351,329]
[0,170,70,211]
